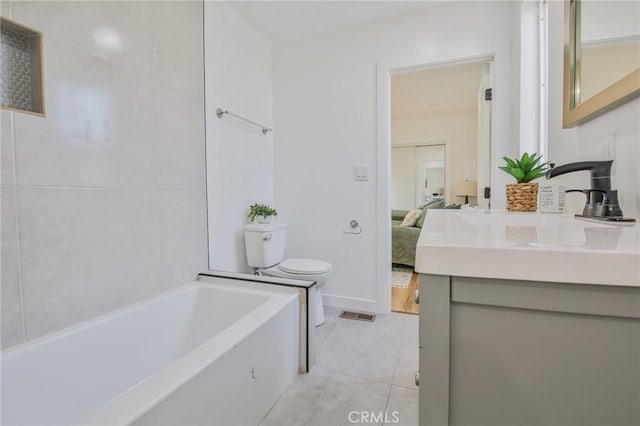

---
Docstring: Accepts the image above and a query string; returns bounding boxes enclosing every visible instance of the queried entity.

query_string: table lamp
[455,180,477,204]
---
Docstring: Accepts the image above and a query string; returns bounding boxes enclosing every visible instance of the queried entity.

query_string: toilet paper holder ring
[343,220,362,235]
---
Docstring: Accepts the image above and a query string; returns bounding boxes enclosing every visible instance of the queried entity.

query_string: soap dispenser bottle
[538,183,565,213]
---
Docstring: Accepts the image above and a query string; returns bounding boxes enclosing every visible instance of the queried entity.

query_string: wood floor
[391,271,419,315]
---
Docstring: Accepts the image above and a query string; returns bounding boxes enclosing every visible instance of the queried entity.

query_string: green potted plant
[247,203,278,223]
[499,153,549,212]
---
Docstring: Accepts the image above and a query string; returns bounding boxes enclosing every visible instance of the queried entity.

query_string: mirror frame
[563,0,640,128]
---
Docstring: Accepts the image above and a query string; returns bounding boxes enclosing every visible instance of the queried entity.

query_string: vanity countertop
[415,209,640,286]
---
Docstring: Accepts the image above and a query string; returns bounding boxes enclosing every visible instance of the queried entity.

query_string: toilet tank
[244,223,287,268]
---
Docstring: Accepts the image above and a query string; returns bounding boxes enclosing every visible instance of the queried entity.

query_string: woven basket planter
[506,183,538,212]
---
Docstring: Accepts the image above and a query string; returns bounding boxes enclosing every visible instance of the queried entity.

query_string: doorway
[385,57,494,314]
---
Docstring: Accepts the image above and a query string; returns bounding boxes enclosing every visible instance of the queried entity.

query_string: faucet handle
[565,189,608,217]
[565,188,607,193]
[565,189,607,199]
[566,189,627,219]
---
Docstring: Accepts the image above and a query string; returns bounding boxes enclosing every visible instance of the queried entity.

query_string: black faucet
[545,160,633,222]
[545,160,613,196]
[546,160,613,191]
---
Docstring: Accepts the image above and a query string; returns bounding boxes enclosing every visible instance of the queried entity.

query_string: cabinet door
[418,274,451,426]
[449,277,640,426]
[419,274,640,426]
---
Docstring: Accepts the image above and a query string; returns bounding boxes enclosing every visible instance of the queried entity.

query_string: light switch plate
[353,166,369,181]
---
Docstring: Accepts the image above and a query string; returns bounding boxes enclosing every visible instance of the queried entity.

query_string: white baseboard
[322,293,379,314]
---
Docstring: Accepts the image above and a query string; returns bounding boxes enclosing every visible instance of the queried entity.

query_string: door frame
[376,54,495,313]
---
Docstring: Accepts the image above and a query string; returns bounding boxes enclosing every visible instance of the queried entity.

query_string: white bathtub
[1,276,301,425]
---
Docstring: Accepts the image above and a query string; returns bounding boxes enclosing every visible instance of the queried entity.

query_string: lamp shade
[455,180,477,197]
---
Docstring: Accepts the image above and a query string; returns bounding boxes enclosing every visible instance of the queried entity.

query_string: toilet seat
[278,258,332,275]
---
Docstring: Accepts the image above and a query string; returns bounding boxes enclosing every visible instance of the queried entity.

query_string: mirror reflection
[564,0,640,127]
[577,1,640,104]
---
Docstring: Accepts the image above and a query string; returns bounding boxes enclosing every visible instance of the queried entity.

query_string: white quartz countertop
[415,209,640,287]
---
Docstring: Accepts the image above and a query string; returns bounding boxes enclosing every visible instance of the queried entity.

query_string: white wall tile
[158,189,208,290]
[12,1,157,188]
[0,2,208,347]
[1,112,15,186]
[0,0,12,17]
[11,1,155,63]
[1,186,25,348]
[13,61,157,188]
[154,88,205,189]
[152,2,205,189]
[18,188,162,339]
[153,1,204,94]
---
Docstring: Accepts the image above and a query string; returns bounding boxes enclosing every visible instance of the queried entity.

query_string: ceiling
[227,1,484,117]
[391,62,486,118]
[227,1,449,42]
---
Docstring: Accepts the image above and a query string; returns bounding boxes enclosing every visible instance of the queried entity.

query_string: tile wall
[0,1,207,348]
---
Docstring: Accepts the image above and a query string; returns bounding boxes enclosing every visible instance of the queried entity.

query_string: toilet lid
[279,258,332,275]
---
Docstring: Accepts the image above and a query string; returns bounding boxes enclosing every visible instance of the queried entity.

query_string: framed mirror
[563,0,640,128]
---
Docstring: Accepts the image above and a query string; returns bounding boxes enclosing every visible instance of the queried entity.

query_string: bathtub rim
[1,282,199,359]
[1,276,302,359]
[2,277,300,426]
[199,269,317,289]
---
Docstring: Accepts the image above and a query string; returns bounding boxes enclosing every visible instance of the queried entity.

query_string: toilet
[244,222,332,326]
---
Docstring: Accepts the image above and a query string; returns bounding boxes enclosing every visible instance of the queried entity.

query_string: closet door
[391,146,416,210]
[415,145,445,206]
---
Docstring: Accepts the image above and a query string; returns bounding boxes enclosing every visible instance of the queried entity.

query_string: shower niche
[1,17,44,116]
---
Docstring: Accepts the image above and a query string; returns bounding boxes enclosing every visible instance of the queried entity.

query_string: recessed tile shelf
[1,17,44,116]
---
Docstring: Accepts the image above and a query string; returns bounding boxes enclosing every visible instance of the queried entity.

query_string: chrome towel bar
[216,108,272,135]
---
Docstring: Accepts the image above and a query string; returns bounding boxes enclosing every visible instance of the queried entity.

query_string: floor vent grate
[338,310,376,322]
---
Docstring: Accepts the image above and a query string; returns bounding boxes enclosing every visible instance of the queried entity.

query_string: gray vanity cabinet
[418,274,640,426]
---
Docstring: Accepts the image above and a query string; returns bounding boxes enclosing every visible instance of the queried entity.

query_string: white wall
[547,1,640,219]
[204,2,274,272]
[272,1,519,312]
[1,1,207,348]
[392,112,478,205]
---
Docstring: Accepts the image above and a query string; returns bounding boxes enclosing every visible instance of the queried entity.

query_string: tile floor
[261,306,419,426]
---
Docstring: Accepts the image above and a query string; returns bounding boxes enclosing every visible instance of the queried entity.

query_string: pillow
[421,199,445,209]
[415,209,427,229]
[400,209,422,227]
[416,199,446,228]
